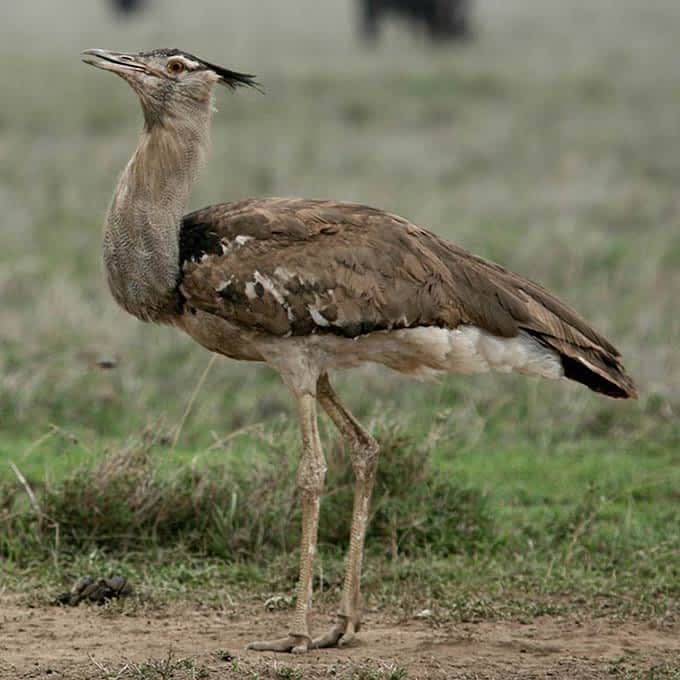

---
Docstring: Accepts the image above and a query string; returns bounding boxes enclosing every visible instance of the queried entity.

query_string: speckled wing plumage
[178,198,636,398]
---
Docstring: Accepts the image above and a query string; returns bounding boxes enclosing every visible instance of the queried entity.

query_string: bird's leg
[312,374,380,649]
[248,392,326,654]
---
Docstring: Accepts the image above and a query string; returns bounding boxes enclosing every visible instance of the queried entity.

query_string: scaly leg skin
[248,392,327,654]
[312,374,380,649]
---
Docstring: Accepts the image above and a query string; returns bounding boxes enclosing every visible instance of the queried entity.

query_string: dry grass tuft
[0,422,493,563]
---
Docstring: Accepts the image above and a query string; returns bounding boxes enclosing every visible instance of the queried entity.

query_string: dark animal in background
[110,0,146,15]
[360,0,472,42]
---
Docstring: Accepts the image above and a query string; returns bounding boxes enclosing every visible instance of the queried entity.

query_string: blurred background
[0,0,680,644]
[1,0,679,576]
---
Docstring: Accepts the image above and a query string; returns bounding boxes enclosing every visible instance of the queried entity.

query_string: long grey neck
[103,106,211,323]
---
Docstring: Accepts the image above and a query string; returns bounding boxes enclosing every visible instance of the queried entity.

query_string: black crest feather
[139,48,263,92]
[203,60,262,92]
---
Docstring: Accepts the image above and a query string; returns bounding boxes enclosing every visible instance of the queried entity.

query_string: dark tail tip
[561,355,638,400]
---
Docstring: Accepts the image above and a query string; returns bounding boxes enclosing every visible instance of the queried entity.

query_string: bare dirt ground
[1,598,678,679]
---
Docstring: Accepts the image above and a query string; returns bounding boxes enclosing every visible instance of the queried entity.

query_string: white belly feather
[342,325,564,380]
[254,324,564,384]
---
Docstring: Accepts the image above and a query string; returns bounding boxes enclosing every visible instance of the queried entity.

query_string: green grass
[0,0,679,629]
[2,422,678,622]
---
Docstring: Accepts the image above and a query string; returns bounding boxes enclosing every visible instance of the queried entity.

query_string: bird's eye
[167,59,185,75]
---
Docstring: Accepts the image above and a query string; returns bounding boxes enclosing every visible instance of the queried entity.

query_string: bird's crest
[139,48,263,92]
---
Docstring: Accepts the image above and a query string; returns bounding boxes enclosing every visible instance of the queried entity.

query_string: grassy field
[1,0,679,677]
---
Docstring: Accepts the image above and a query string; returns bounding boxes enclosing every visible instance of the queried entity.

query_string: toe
[338,631,356,648]
[311,624,344,649]
[247,635,309,653]
[339,621,358,648]
[247,637,289,652]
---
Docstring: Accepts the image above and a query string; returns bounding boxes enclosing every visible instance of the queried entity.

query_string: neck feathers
[104,105,212,322]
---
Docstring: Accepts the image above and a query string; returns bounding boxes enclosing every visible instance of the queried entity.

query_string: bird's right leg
[247,391,326,654]
[312,373,380,649]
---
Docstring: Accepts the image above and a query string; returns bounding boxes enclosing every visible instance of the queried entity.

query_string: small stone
[54,575,133,606]
[96,358,117,370]
[264,595,293,611]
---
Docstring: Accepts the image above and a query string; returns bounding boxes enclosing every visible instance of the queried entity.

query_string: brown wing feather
[179,198,462,336]
[178,198,637,399]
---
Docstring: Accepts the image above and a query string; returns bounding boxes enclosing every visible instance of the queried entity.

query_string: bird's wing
[179,198,635,397]
[179,198,465,337]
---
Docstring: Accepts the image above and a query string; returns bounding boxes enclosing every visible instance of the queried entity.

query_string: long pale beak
[81,49,148,75]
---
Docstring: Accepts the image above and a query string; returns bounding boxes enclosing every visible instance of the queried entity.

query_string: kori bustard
[82,48,636,653]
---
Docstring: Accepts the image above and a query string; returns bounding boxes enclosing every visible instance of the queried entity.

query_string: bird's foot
[312,616,360,649]
[247,634,311,654]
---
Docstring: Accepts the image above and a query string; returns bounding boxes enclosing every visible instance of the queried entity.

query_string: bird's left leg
[312,374,380,649]
[248,390,327,654]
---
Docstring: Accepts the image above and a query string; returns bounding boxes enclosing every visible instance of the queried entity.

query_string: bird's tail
[527,332,638,399]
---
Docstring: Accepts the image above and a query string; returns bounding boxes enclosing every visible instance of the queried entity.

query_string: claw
[247,635,310,653]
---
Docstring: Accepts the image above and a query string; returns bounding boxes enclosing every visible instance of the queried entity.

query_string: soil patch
[1,598,678,679]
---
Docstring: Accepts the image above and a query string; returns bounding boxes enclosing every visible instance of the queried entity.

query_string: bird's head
[82,48,259,126]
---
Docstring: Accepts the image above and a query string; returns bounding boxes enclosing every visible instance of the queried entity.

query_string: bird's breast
[175,308,266,362]
[102,215,182,324]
